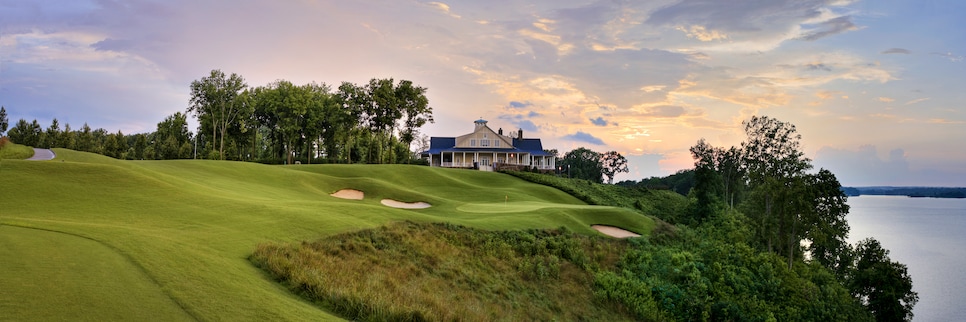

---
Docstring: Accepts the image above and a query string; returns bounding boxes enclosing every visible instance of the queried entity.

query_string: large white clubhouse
[421,119,556,171]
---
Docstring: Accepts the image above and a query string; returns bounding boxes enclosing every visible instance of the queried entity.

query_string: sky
[1,0,964,186]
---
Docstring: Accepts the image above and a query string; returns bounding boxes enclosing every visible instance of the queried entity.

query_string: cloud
[497,114,539,132]
[798,16,859,41]
[877,97,894,103]
[881,48,911,55]
[930,52,964,62]
[675,25,728,41]
[508,101,532,108]
[636,105,686,118]
[426,2,461,19]
[905,98,930,105]
[806,63,832,72]
[590,117,610,126]
[814,145,966,186]
[563,131,605,145]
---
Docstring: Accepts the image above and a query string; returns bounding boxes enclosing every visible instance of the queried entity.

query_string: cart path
[26,148,55,161]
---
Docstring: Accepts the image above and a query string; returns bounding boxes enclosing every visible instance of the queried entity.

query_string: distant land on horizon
[843,187,966,199]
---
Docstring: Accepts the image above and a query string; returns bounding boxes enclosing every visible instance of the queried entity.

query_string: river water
[846,195,966,322]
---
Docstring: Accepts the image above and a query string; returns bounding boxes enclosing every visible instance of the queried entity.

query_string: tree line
[1,70,434,164]
[545,115,917,321]
[547,147,629,184]
[668,116,916,321]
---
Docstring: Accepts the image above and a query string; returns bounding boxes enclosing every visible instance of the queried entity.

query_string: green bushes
[251,221,634,321]
[593,212,873,321]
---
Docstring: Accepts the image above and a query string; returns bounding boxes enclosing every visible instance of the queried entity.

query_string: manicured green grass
[252,221,634,321]
[0,140,35,159]
[0,225,192,321]
[0,149,653,321]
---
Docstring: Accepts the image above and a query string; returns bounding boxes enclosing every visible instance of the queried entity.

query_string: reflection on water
[846,196,966,322]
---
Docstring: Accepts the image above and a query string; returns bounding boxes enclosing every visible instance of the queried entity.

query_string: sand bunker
[381,199,432,209]
[330,189,364,200]
[592,225,641,238]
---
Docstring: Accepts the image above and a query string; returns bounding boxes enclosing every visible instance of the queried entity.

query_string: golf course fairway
[0,149,654,320]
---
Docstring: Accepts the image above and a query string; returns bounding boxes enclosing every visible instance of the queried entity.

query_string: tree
[740,116,812,262]
[600,151,629,184]
[76,123,95,153]
[395,80,434,147]
[155,112,192,159]
[7,119,30,145]
[803,169,852,278]
[560,147,603,183]
[851,238,918,321]
[689,139,725,223]
[188,69,250,160]
[132,133,148,160]
[62,123,76,150]
[44,118,62,148]
[103,130,126,159]
[0,106,8,136]
[336,82,368,163]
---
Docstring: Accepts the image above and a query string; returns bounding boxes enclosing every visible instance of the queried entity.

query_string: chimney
[518,128,523,139]
[498,128,503,135]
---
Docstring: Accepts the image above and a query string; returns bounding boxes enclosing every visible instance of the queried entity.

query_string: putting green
[0,225,193,321]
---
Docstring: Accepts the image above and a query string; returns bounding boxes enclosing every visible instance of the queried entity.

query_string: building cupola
[474,118,488,129]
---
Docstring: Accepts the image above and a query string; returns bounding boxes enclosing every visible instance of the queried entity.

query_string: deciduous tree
[560,147,603,183]
[188,69,250,160]
[851,238,918,321]
[600,151,629,184]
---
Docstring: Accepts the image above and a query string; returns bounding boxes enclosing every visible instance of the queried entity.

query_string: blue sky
[1,0,964,186]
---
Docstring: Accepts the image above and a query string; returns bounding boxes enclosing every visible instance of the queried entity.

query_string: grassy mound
[0,139,35,159]
[1,148,652,320]
[251,221,634,321]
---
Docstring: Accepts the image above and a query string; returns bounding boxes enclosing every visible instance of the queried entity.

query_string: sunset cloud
[0,0,962,185]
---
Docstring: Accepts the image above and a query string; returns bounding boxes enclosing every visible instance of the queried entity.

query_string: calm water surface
[846,196,966,322]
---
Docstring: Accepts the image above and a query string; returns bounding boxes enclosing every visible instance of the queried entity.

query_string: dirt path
[26,148,55,161]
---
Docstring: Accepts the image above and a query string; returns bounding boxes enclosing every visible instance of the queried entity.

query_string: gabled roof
[421,136,551,156]
[513,138,552,156]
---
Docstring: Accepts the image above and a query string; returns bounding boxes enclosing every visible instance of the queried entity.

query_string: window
[470,139,476,146]
[494,140,500,147]
[481,139,490,147]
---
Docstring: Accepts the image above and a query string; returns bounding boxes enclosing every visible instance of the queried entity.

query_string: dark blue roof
[421,136,551,156]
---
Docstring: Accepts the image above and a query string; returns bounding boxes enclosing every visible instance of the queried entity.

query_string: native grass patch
[0,138,35,159]
[251,221,635,321]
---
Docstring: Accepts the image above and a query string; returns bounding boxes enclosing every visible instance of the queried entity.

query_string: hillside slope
[0,149,652,321]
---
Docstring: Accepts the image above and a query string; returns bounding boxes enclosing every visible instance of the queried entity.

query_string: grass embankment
[0,138,35,159]
[0,149,652,320]
[252,221,634,321]
[505,171,687,217]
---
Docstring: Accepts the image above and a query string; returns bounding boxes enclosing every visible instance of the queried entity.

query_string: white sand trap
[330,189,364,200]
[381,199,432,209]
[592,225,641,238]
